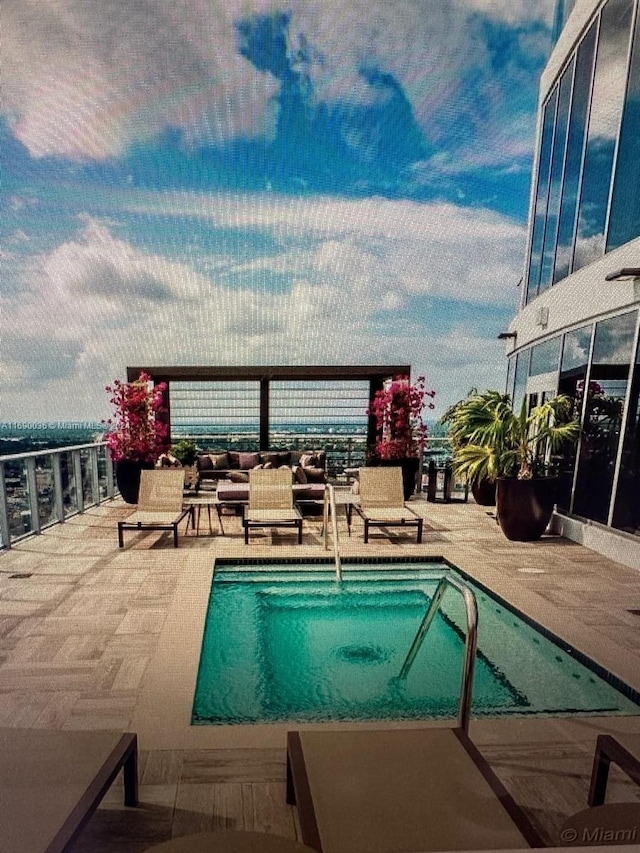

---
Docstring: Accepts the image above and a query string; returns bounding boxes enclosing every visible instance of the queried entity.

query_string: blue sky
[3,0,555,421]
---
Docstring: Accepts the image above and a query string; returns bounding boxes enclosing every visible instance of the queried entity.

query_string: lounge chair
[354,466,423,543]
[0,728,137,853]
[286,728,543,851]
[243,468,303,544]
[117,468,192,548]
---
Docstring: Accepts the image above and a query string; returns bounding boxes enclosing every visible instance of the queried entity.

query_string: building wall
[508,0,640,550]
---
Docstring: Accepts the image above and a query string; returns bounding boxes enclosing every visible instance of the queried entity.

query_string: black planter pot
[496,477,557,541]
[378,457,420,500]
[115,459,153,504]
[471,477,497,507]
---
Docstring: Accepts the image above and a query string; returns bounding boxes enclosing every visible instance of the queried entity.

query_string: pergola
[126,365,411,449]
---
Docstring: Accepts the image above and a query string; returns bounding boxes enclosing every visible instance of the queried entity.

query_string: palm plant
[443,390,581,483]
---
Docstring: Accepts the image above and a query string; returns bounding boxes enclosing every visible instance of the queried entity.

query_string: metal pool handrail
[399,574,478,733]
[323,484,342,581]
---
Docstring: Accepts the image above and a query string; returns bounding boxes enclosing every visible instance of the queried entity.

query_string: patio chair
[243,467,303,544]
[286,728,543,851]
[354,467,423,543]
[117,468,192,548]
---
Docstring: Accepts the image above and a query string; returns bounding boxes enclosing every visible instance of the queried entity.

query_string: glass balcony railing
[0,442,115,550]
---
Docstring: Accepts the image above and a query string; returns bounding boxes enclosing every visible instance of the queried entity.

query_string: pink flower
[102,372,168,463]
[367,374,435,460]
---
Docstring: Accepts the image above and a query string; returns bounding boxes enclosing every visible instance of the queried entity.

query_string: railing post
[52,454,65,523]
[25,457,40,535]
[105,451,115,499]
[0,463,11,549]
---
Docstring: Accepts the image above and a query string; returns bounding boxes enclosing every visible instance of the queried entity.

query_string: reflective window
[607,11,640,250]
[553,25,597,284]
[556,324,593,512]
[506,356,516,399]
[526,90,558,302]
[529,336,561,377]
[573,0,634,272]
[539,62,574,293]
[612,328,640,534]
[561,324,593,372]
[572,310,638,523]
[512,350,531,413]
[591,309,638,363]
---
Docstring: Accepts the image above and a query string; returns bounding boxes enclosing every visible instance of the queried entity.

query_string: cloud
[4,0,280,159]
[4,0,553,166]
[2,192,523,418]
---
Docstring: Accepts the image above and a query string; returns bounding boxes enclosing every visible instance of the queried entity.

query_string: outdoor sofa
[195,449,327,490]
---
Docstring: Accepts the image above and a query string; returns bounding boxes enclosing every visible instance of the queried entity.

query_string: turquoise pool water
[192,562,640,725]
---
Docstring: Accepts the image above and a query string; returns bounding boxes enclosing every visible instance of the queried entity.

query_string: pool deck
[1,493,640,849]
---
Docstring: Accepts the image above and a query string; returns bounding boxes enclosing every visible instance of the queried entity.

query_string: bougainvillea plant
[103,372,168,463]
[367,375,436,460]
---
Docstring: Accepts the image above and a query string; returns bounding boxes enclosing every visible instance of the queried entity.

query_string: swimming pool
[192,560,640,725]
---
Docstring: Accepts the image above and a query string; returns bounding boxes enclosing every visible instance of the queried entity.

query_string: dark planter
[471,477,497,507]
[378,457,420,500]
[496,477,557,541]
[115,459,153,504]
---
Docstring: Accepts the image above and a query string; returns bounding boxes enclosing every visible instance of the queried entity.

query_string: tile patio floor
[1,494,639,851]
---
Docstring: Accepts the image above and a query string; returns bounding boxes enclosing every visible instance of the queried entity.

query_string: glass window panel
[572,311,638,523]
[556,324,593,511]
[573,0,634,272]
[4,460,33,540]
[607,11,640,251]
[572,377,629,522]
[60,451,79,518]
[554,25,597,284]
[539,62,574,293]
[592,310,637,364]
[512,350,531,413]
[505,356,516,399]
[561,324,593,372]
[529,336,561,377]
[612,333,640,534]
[35,455,56,528]
[526,90,558,303]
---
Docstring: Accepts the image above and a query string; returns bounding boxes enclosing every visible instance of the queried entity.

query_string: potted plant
[171,438,198,489]
[367,375,436,500]
[448,391,581,540]
[104,372,169,503]
[441,389,499,506]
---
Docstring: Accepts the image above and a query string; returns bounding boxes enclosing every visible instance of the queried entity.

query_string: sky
[2,0,556,423]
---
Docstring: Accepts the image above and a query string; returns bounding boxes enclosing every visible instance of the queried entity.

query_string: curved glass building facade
[507,0,640,552]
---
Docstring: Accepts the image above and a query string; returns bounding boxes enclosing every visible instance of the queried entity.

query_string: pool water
[192,563,640,725]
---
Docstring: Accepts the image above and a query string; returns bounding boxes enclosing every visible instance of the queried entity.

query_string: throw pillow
[299,452,318,469]
[228,471,250,483]
[239,452,261,469]
[208,452,229,470]
[293,465,308,484]
[259,452,281,468]
[197,454,213,471]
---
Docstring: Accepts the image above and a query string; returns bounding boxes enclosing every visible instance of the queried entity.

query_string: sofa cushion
[228,471,250,483]
[227,451,240,469]
[208,452,229,470]
[239,452,261,470]
[197,454,213,471]
[259,451,285,468]
[303,466,326,483]
[293,465,307,484]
